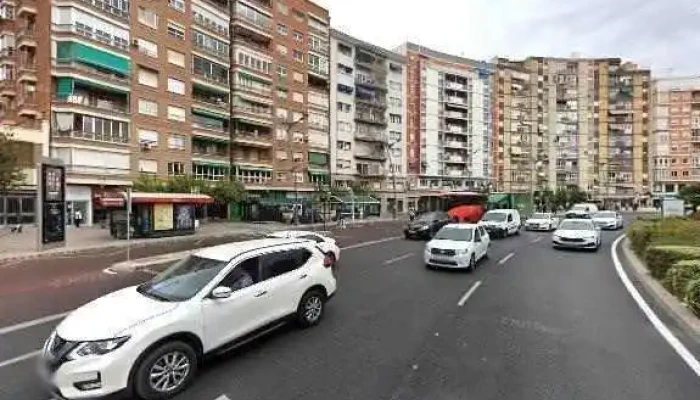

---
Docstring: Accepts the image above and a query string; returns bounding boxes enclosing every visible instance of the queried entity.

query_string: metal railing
[54,95,129,114]
[192,42,229,62]
[54,59,129,85]
[52,129,130,144]
[191,70,229,86]
[192,94,230,111]
[76,0,129,21]
[355,113,387,125]
[234,7,272,32]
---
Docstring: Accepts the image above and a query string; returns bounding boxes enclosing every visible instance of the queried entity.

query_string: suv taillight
[323,254,333,268]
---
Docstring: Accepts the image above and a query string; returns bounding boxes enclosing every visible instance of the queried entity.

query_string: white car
[524,212,559,231]
[592,211,623,230]
[552,219,602,251]
[479,209,521,238]
[266,230,340,266]
[424,224,490,271]
[39,238,337,400]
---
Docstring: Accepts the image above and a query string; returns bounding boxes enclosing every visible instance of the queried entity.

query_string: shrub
[628,220,656,254]
[685,279,700,317]
[663,259,700,297]
[628,218,700,256]
[644,246,700,279]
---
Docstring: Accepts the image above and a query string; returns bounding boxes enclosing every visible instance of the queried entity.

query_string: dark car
[404,211,451,240]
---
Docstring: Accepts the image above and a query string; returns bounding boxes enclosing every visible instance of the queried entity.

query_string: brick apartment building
[0,0,330,226]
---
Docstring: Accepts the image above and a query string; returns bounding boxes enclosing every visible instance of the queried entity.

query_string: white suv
[39,238,337,400]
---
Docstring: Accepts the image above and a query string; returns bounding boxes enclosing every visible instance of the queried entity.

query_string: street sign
[37,159,66,250]
[662,198,685,218]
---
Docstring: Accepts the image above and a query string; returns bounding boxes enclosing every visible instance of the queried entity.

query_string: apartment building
[329,29,408,215]
[494,56,651,207]
[397,43,493,194]
[652,76,700,196]
[0,0,330,226]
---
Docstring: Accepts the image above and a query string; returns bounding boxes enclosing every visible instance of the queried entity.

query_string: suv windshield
[434,227,473,241]
[559,220,595,231]
[531,213,550,219]
[594,212,616,219]
[137,255,229,302]
[482,212,507,222]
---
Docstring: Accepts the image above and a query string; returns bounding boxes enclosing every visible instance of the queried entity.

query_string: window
[337,141,351,150]
[337,122,352,132]
[292,10,305,23]
[138,129,159,145]
[276,172,287,181]
[167,78,185,95]
[138,99,158,116]
[168,134,186,150]
[193,30,229,57]
[138,68,159,88]
[293,171,304,183]
[277,24,287,35]
[293,152,303,162]
[138,7,159,29]
[167,21,185,41]
[336,158,351,170]
[277,89,287,100]
[135,38,158,58]
[337,102,351,113]
[292,92,304,103]
[220,257,260,291]
[261,249,311,280]
[139,159,158,174]
[293,71,304,83]
[293,50,303,62]
[277,65,287,78]
[276,2,288,15]
[276,44,288,56]
[292,132,304,143]
[168,0,185,12]
[236,50,272,74]
[390,114,402,124]
[276,150,287,160]
[168,106,186,122]
[168,162,185,176]
[276,108,288,119]
[389,81,402,91]
[293,31,303,42]
[275,128,287,140]
[167,49,185,67]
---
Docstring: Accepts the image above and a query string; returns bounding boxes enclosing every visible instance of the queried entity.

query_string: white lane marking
[612,235,700,377]
[383,253,414,265]
[498,252,515,265]
[0,350,41,369]
[457,281,482,307]
[214,395,231,400]
[102,267,117,275]
[531,237,542,243]
[341,236,401,250]
[0,312,70,337]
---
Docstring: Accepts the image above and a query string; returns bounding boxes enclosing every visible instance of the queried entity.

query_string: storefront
[65,185,92,227]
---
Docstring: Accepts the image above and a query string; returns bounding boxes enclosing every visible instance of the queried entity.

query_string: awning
[488,193,509,203]
[125,192,214,205]
[56,41,130,76]
[308,169,329,176]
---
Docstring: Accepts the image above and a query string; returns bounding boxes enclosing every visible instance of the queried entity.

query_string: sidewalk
[0,217,398,262]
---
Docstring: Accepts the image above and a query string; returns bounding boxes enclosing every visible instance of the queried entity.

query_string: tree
[568,187,589,206]
[132,174,164,192]
[0,132,26,196]
[167,174,203,194]
[680,184,700,212]
[201,179,246,204]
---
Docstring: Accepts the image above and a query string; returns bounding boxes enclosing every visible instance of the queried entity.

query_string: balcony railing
[445,111,468,119]
[52,129,129,144]
[0,48,15,58]
[444,125,467,134]
[232,105,271,117]
[192,42,229,62]
[234,83,272,97]
[354,131,386,142]
[54,95,129,114]
[309,63,329,76]
[76,0,129,21]
[444,141,466,149]
[18,91,37,107]
[192,94,230,112]
[234,7,272,33]
[357,167,385,176]
[54,59,130,86]
[356,96,387,108]
[232,38,271,54]
[192,120,226,133]
[355,151,386,161]
[233,131,273,145]
[192,70,229,87]
[355,113,387,125]
[17,27,35,46]
[445,156,466,163]
[192,12,230,38]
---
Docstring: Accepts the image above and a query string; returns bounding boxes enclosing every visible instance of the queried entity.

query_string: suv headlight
[456,248,468,255]
[67,336,130,360]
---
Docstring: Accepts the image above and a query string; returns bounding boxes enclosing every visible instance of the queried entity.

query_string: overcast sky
[317,0,700,77]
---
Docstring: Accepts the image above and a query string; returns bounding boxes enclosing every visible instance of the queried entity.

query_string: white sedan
[552,219,601,251]
[267,230,340,266]
[592,211,623,230]
[524,213,559,231]
[424,224,490,271]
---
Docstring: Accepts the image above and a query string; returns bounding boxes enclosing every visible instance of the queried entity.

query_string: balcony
[354,131,386,142]
[232,37,271,55]
[443,125,467,135]
[191,69,230,91]
[0,81,16,97]
[17,27,36,48]
[193,41,229,63]
[445,97,468,107]
[232,130,273,148]
[234,81,272,99]
[17,58,36,82]
[192,115,227,134]
[54,94,128,116]
[192,11,229,39]
[192,91,230,115]
[75,0,129,22]
[52,129,129,145]
[356,165,385,177]
[445,169,465,177]
[355,75,386,89]
[444,156,466,164]
[0,48,15,64]
[355,150,386,161]
[309,63,329,78]
[54,59,130,89]
[18,0,37,16]
[309,42,330,55]
[444,141,466,149]
[355,112,387,126]
[233,3,273,38]
[356,96,387,108]
[445,81,467,92]
[609,103,633,114]
[445,111,468,120]
[232,104,272,121]
[18,91,39,116]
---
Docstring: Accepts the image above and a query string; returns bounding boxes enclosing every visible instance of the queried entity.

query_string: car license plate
[431,255,453,262]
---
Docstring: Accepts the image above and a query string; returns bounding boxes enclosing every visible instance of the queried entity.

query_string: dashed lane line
[457,281,482,307]
[383,253,414,265]
[0,312,70,337]
[498,252,515,265]
[0,350,42,369]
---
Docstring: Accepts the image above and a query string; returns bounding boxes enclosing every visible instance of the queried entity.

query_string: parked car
[424,224,490,270]
[565,203,599,219]
[266,230,340,267]
[552,219,601,251]
[39,238,337,400]
[524,212,559,231]
[404,211,451,240]
[479,209,521,238]
[592,211,624,230]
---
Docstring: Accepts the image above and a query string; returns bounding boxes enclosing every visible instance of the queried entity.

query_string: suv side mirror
[211,286,232,299]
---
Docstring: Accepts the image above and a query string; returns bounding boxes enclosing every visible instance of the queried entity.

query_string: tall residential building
[0,0,330,226]
[329,29,407,215]
[652,76,700,195]
[0,0,50,225]
[397,43,493,194]
[494,57,651,206]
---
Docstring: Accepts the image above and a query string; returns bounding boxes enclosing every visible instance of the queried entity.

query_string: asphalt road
[1,217,700,400]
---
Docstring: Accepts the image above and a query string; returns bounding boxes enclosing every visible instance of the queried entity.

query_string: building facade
[494,56,651,207]
[651,76,700,196]
[0,0,330,226]
[397,43,493,194]
[329,29,408,215]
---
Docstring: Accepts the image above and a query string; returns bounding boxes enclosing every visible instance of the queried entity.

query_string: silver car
[552,219,602,251]
[592,211,623,230]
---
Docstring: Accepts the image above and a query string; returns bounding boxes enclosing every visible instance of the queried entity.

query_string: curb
[0,219,399,263]
[620,238,700,344]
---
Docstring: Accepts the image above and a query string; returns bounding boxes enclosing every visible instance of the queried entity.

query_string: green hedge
[644,246,700,279]
[628,218,700,256]
[685,279,700,317]
[663,259,700,297]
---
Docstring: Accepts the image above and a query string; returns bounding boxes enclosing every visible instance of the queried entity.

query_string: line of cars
[38,231,340,400]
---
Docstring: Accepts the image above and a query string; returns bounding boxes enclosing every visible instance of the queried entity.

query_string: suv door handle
[298,274,308,280]
[254,290,267,297]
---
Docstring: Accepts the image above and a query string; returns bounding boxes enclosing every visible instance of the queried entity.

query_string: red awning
[97,197,126,208]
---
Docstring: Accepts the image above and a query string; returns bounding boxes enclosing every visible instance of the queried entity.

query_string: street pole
[126,187,131,263]
[294,166,299,225]
[228,0,236,183]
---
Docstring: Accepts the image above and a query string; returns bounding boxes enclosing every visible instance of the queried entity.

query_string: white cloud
[319,0,699,75]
